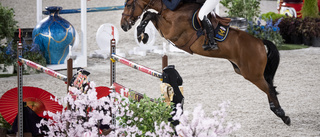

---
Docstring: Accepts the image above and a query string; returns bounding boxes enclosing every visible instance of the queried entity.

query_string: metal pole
[162,55,168,70]
[110,39,116,127]
[67,58,73,91]
[110,39,116,87]
[110,25,116,128]
[162,42,168,70]
[17,28,23,137]
[67,58,73,110]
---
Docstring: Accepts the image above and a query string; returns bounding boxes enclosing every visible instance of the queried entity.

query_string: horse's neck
[148,0,165,12]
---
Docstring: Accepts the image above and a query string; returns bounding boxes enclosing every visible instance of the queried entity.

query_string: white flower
[127,120,132,124]
[82,131,91,137]
[175,101,240,137]
[134,117,139,121]
[38,81,239,137]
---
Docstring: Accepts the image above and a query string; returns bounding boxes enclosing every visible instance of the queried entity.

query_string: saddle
[180,10,231,54]
[192,10,231,30]
[214,14,231,26]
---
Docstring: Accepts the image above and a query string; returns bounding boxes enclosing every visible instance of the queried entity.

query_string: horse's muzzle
[121,23,131,32]
[121,19,135,32]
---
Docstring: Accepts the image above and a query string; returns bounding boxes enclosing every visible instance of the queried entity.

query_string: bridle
[122,0,160,24]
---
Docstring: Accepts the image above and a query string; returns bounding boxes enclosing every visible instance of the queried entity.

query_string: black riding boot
[201,15,218,50]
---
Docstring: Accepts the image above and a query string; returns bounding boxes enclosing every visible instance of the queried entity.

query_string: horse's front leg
[137,11,157,43]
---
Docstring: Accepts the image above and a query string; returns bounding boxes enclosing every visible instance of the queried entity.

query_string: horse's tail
[263,39,280,91]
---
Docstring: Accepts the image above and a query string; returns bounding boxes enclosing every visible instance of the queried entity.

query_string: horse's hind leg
[247,77,291,125]
[268,85,291,125]
[261,39,290,125]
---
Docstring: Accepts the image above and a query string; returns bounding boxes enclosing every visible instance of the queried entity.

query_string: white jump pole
[36,0,42,23]
[216,3,220,15]
[81,0,87,68]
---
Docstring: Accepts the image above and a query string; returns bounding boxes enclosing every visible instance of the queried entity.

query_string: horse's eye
[126,4,132,8]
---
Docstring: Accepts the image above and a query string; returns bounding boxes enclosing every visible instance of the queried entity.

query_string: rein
[122,0,159,22]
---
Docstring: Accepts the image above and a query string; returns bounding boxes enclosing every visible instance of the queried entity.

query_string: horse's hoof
[137,36,142,43]
[282,116,291,126]
[142,33,149,44]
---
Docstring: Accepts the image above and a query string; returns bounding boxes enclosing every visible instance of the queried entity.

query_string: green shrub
[301,0,319,18]
[298,17,320,42]
[0,3,18,41]
[117,94,174,136]
[277,17,303,44]
[0,3,18,73]
[0,38,46,73]
[261,12,287,21]
[220,0,260,21]
[0,113,11,130]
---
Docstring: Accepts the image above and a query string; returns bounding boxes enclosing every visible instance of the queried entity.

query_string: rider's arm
[162,0,181,10]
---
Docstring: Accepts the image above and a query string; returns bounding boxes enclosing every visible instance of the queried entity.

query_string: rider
[162,0,220,50]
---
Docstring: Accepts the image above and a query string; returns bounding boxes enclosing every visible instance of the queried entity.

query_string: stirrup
[202,39,218,51]
[202,43,218,50]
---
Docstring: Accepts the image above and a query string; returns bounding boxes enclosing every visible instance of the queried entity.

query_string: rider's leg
[198,0,220,50]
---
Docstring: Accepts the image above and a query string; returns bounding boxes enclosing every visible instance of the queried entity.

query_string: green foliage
[278,44,308,50]
[277,17,302,43]
[261,12,287,21]
[0,42,15,72]
[0,113,11,130]
[0,38,46,73]
[0,3,18,41]
[0,3,20,73]
[277,17,320,45]
[220,0,260,21]
[279,17,302,37]
[298,17,320,39]
[301,0,319,18]
[21,42,47,73]
[117,94,174,136]
[246,18,284,46]
[0,44,15,66]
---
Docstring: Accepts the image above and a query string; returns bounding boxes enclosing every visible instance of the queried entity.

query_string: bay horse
[120,0,291,125]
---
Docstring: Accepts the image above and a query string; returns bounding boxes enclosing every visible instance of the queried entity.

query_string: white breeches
[198,0,220,20]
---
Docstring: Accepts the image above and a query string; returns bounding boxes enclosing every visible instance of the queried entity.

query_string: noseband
[122,0,158,23]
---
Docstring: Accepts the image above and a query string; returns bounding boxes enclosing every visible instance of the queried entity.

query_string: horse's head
[121,0,149,31]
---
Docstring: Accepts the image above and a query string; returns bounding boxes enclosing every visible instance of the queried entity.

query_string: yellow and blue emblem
[214,23,229,42]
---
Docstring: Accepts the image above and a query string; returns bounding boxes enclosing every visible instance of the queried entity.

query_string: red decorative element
[95,86,111,99]
[17,61,23,66]
[0,87,63,125]
[112,26,114,39]
[18,28,21,43]
[278,0,320,18]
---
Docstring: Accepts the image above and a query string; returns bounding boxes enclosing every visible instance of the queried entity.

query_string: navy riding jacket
[163,0,198,10]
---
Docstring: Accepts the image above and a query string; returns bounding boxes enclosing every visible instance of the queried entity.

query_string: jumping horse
[120,0,291,125]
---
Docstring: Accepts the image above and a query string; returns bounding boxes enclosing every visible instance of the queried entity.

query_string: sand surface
[1,0,320,136]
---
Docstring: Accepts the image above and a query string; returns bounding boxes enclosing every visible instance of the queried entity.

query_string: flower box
[0,64,14,74]
[312,37,320,47]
